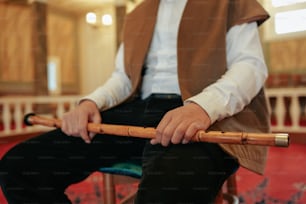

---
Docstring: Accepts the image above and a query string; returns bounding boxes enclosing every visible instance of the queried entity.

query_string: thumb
[89,111,102,139]
[90,110,102,124]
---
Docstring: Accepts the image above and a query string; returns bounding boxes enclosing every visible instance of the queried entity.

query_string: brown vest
[122,0,270,174]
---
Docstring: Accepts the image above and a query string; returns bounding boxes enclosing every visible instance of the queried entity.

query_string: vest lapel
[178,0,228,99]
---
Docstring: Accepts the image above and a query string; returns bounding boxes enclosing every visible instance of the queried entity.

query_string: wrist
[79,99,98,109]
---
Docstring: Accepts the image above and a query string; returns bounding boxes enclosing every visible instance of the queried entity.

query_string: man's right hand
[61,100,101,144]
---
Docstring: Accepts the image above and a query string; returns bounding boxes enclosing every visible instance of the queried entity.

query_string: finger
[61,114,71,135]
[89,132,96,140]
[150,131,162,145]
[78,115,91,143]
[151,113,172,145]
[171,123,188,144]
[183,121,208,144]
[91,112,102,124]
[150,138,159,145]
[182,123,199,144]
[62,120,77,136]
[61,119,68,135]
[79,129,91,144]
[62,112,79,135]
[160,119,178,147]
[88,112,101,140]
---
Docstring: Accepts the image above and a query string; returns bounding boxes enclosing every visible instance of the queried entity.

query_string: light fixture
[101,14,113,26]
[85,12,113,27]
[86,12,97,25]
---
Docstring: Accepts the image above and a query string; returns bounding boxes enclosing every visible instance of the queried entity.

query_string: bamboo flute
[24,113,289,147]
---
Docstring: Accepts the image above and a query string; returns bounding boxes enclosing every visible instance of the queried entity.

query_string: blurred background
[0,0,305,96]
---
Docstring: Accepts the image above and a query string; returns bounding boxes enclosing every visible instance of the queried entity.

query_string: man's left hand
[150,102,211,146]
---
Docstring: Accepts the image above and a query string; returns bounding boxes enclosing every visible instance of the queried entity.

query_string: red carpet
[236,144,306,203]
[0,137,305,204]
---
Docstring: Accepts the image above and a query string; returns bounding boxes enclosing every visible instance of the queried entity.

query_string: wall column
[31,1,48,96]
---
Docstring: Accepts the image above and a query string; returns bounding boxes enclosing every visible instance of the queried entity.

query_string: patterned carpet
[0,137,305,204]
[236,144,306,204]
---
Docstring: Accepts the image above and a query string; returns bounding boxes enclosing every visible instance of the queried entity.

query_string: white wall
[77,5,117,95]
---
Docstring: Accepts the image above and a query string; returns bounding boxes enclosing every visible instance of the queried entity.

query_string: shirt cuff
[185,91,227,124]
[78,94,107,110]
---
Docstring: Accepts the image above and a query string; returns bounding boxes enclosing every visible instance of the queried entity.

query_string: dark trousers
[0,94,239,204]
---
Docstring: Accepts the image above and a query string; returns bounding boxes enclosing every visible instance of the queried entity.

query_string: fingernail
[150,139,157,145]
[182,139,189,144]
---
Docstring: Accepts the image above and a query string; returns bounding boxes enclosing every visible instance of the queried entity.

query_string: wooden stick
[24,113,289,147]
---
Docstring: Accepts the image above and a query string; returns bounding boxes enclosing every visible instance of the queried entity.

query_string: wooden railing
[266,87,306,133]
[1,88,306,137]
[0,95,80,137]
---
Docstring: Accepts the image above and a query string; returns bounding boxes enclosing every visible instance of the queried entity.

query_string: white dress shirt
[83,0,268,124]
